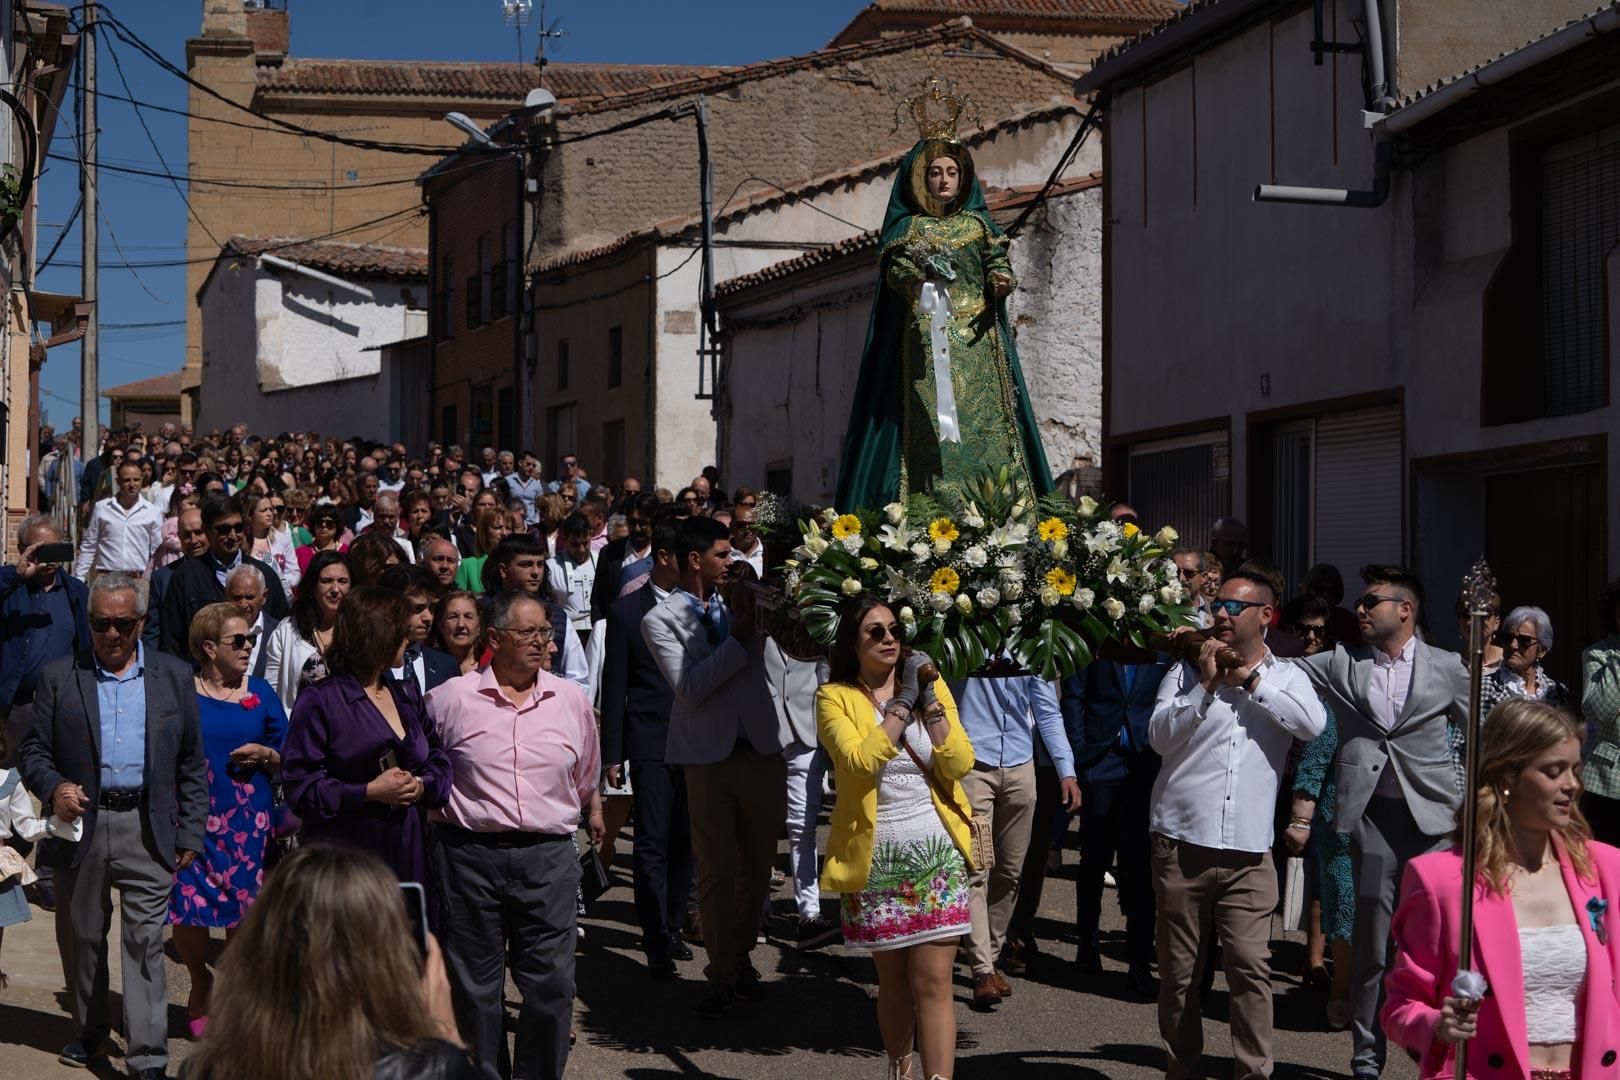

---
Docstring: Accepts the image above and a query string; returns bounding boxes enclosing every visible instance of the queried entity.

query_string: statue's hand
[988,271,1016,300]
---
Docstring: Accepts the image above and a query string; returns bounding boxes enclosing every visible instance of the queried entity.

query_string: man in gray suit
[1291,565,1467,1080]
[642,517,788,1019]
[18,572,208,1079]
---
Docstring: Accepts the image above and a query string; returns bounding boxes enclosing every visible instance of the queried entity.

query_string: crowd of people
[1,421,1619,1080]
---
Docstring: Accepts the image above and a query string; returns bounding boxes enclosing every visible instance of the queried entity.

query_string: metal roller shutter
[1312,405,1403,593]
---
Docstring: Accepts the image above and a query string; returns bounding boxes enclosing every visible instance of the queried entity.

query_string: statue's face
[925,156,960,202]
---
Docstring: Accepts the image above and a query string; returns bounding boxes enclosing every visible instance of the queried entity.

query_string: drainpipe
[1253,0,1393,208]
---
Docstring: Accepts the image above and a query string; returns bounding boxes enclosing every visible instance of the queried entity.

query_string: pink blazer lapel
[1555,838,1619,1038]
[1471,880,1531,1078]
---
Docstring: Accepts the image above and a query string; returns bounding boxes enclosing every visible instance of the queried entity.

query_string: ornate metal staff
[1453,557,1496,1078]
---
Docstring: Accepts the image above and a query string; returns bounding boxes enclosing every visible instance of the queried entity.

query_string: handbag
[899,736,992,870]
[578,844,611,905]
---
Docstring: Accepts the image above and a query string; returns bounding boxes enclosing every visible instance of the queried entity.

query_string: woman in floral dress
[818,595,976,1080]
[170,602,287,1036]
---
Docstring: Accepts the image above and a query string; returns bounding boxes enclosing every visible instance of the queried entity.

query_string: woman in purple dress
[281,587,451,885]
[169,601,288,1036]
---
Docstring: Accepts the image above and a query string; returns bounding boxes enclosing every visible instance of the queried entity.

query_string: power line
[44,150,500,192]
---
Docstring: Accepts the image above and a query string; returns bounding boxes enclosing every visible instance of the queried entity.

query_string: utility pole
[80,3,99,457]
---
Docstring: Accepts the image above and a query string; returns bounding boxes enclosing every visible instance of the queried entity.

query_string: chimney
[200,0,247,38]
[245,4,289,59]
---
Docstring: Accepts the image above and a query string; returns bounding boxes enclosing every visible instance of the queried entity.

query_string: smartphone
[378,748,400,773]
[398,881,429,958]
[32,541,74,564]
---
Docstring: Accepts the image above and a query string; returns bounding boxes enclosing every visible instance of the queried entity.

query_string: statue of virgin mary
[835,79,1053,509]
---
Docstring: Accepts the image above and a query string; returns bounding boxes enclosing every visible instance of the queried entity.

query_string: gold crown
[898,76,978,141]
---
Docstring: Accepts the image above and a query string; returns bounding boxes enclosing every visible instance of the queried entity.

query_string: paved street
[2,830,1414,1080]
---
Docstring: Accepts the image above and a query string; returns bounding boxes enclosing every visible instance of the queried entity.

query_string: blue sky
[35,0,865,429]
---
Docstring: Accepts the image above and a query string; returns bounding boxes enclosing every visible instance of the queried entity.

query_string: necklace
[196,676,244,702]
[859,672,896,706]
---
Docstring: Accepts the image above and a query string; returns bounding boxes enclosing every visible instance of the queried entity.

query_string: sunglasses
[268,503,285,514]
[90,616,141,634]
[1499,632,1541,650]
[865,623,902,643]
[1355,593,1403,611]
[1292,624,1327,640]
[216,632,261,650]
[1210,598,1267,617]
[212,521,246,534]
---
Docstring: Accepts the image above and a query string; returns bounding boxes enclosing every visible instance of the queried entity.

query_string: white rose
[840,577,863,596]
[1160,582,1184,604]
[1050,538,1069,561]
[911,542,932,562]
[899,605,916,624]
[804,537,828,558]
[1004,580,1025,601]
[954,593,974,615]
[1074,587,1095,610]
[1139,593,1156,614]
[840,535,864,555]
[929,592,954,613]
[963,545,988,569]
[1155,525,1179,547]
[1006,606,1023,624]
[1078,495,1099,516]
[933,537,953,556]
[884,502,905,525]
[976,586,1001,609]
[1102,597,1126,620]
[859,557,879,571]
[1039,586,1060,607]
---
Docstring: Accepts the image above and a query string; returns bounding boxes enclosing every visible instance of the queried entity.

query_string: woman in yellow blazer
[817,596,976,1080]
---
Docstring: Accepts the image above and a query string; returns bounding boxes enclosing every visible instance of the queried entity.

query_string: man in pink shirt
[427,590,602,1080]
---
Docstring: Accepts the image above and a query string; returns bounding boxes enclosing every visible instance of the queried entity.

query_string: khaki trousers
[960,760,1037,977]
[1151,832,1277,1080]
[684,744,787,988]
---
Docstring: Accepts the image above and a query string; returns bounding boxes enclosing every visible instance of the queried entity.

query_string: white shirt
[1370,635,1417,795]
[729,541,765,578]
[547,550,598,630]
[1148,651,1326,853]
[73,495,164,577]
[247,611,269,673]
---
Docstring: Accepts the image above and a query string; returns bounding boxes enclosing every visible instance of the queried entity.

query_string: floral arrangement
[785,469,1192,680]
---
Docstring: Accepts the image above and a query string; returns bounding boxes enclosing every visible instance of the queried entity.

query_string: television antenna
[502,0,532,66]
[534,1,569,85]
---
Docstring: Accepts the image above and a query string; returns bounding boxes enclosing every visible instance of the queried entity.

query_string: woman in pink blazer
[1383,698,1620,1080]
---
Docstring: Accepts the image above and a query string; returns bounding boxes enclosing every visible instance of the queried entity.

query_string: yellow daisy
[928,517,959,543]
[830,514,862,540]
[1121,521,1141,538]
[929,567,960,595]
[1045,567,1078,596]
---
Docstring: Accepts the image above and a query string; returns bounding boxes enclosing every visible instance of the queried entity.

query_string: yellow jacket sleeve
[924,680,975,782]
[816,684,899,778]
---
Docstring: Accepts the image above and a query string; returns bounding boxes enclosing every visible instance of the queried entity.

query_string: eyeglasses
[90,616,141,635]
[1292,624,1327,640]
[1209,598,1267,617]
[212,521,246,534]
[500,626,554,645]
[1355,593,1403,611]
[1501,632,1541,650]
[216,632,260,650]
[561,460,577,468]
[864,623,901,643]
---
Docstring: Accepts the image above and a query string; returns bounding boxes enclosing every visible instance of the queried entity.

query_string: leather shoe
[1074,949,1103,975]
[990,970,1013,998]
[130,1069,169,1079]
[646,950,677,979]
[693,982,733,1019]
[668,933,694,962]
[1127,963,1159,998]
[58,1033,109,1068]
[971,973,1002,1010]
[1001,939,1032,976]
[733,963,764,1001]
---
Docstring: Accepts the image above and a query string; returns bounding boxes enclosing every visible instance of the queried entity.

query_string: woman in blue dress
[169,601,287,1037]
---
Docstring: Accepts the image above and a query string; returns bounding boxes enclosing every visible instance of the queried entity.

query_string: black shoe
[668,933,694,962]
[646,951,677,979]
[1074,949,1103,975]
[733,963,764,1001]
[796,915,840,951]
[58,1034,109,1068]
[1127,963,1159,998]
[129,1069,169,1080]
[28,881,56,912]
[693,983,733,1019]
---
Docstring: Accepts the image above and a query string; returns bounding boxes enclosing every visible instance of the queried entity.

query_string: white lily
[1105,556,1130,584]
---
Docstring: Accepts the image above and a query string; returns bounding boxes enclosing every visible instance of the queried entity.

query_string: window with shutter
[1540,125,1620,417]
[1126,432,1230,552]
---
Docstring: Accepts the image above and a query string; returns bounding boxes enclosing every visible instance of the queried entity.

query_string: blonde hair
[188,602,246,667]
[1462,697,1592,894]
[185,844,446,1080]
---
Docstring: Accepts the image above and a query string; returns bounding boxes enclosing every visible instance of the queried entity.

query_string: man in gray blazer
[18,572,208,1078]
[1291,565,1467,1080]
[642,517,788,1019]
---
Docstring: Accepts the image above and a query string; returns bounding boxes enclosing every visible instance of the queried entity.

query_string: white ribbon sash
[919,281,961,444]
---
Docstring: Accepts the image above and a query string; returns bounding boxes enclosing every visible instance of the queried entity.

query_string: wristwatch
[1241,669,1261,694]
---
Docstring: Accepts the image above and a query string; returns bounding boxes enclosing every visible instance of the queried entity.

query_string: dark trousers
[1076,748,1159,969]
[433,831,579,1080]
[628,760,694,953]
[1007,764,1062,949]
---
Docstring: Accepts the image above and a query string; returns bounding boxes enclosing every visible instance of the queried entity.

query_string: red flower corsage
[240,694,261,710]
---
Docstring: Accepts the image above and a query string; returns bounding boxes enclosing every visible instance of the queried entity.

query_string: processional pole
[1453,557,1496,1079]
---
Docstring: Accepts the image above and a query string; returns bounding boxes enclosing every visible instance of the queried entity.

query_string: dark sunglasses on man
[1209,598,1266,617]
[1291,623,1327,642]
[90,616,141,635]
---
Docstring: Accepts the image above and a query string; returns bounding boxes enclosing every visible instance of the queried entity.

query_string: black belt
[438,825,569,847]
[98,789,143,812]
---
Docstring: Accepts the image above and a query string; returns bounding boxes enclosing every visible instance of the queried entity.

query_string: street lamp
[445,112,494,146]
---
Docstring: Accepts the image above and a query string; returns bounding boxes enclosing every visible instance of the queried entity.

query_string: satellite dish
[524,88,558,112]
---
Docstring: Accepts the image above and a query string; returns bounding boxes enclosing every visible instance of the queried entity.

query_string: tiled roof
[565,20,1071,113]
[714,171,1102,299]
[1394,1,1620,108]
[223,236,429,279]
[103,372,183,399]
[856,0,1180,24]
[255,59,722,102]
[1079,0,1238,84]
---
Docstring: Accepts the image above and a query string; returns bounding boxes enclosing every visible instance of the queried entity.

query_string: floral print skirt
[840,834,971,951]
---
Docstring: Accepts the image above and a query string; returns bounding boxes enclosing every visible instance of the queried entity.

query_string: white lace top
[1518,923,1586,1044]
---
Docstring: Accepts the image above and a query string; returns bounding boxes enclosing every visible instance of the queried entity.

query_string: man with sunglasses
[1291,564,1469,1080]
[158,495,289,660]
[18,573,207,1078]
[1150,570,1325,1080]
[547,451,591,502]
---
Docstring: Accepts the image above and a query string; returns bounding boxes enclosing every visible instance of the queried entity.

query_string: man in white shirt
[368,491,416,564]
[73,460,163,580]
[547,514,598,643]
[224,564,275,679]
[1149,569,1325,1080]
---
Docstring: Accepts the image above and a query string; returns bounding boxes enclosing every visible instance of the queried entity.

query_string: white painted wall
[198,259,425,439]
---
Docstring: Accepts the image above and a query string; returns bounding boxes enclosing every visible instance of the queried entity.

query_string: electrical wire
[36,191,82,273]
[44,151,504,193]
